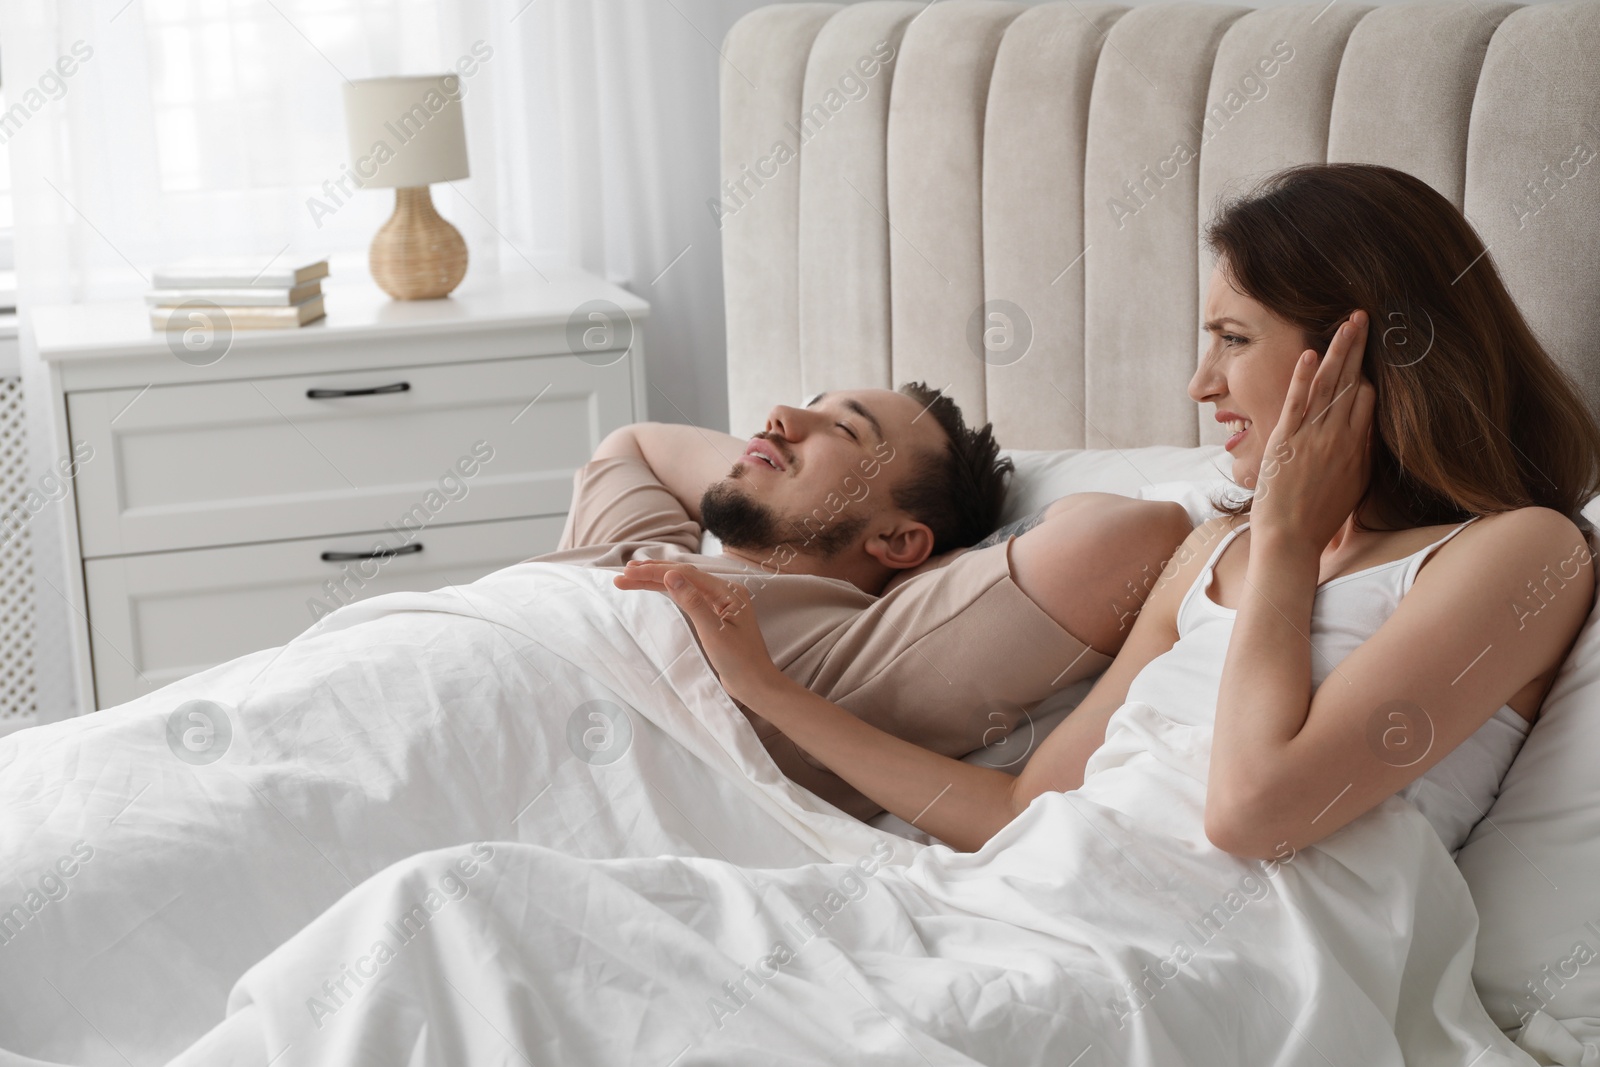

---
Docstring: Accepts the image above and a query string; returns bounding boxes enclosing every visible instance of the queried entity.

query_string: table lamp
[342,75,470,300]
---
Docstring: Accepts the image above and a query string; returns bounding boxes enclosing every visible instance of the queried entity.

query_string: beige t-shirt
[531,456,1111,818]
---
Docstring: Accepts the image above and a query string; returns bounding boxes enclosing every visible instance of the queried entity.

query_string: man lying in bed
[531,382,1193,820]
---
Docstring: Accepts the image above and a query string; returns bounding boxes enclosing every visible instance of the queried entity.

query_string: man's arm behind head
[591,422,746,524]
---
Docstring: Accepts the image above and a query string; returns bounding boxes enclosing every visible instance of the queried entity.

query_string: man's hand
[614,560,785,705]
[593,423,746,522]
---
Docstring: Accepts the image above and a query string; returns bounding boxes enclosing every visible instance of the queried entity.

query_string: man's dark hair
[892,382,1013,555]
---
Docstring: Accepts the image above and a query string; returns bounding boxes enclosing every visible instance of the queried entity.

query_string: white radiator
[0,376,35,735]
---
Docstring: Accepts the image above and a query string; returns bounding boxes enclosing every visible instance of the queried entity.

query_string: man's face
[701,388,945,559]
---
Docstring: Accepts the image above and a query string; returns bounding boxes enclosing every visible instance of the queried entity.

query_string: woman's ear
[865,520,935,571]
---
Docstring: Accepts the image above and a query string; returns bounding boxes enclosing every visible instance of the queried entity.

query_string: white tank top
[1122,517,1531,855]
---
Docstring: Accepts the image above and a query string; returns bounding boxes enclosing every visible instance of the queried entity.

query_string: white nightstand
[30,267,648,711]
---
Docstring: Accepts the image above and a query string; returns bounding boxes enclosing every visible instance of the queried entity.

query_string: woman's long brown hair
[1206,163,1600,529]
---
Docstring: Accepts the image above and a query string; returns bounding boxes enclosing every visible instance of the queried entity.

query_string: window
[0,72,16,307]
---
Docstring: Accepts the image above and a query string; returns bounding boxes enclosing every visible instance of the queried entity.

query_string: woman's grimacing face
[1189,262,1320,490]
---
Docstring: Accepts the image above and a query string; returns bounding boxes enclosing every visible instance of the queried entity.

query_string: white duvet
[0,562,1531,1066]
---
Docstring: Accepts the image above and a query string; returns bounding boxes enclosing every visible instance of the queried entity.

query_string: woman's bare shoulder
[1141,513,1246,612]
[1414,506,1593,640]
[1443,506,1589,569]
[1180,513,1248,563]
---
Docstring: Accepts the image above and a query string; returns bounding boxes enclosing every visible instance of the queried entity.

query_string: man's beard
[700,479,867,560]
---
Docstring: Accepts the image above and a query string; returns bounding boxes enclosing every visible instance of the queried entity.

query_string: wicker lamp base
[369,185,468,300]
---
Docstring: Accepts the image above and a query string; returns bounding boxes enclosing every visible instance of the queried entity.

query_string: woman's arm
[617,518,1227,850]
[1209,507,1591,858]
[1204,313,1594,858]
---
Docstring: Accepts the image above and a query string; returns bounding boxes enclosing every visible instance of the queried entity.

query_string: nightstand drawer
[83,514,565,709]
[68,354,631,558]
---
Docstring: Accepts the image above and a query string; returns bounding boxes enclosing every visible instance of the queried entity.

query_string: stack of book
[147,259,330,330]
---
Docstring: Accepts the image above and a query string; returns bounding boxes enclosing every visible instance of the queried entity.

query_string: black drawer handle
[306,381,411,399]
[320,543,423,563]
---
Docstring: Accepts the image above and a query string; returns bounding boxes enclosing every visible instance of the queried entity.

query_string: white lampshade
[342,75,470,189]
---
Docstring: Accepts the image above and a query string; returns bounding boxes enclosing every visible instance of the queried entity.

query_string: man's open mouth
[743,438,787,471]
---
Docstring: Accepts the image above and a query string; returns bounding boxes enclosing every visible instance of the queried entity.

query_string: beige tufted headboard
[717,0,1600,450]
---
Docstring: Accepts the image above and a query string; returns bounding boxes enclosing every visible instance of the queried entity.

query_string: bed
[719,0,1600,1061]
[2,2,1599,1064]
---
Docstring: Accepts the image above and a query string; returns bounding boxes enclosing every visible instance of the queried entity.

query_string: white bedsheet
[0,563,1531,1066]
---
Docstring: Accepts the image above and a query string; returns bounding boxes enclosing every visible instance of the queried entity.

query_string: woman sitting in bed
[620,162,1600,859]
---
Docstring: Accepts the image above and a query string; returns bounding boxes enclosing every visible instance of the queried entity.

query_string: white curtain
[0,0,771,720]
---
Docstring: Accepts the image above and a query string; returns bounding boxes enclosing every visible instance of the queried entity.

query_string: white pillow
[999,444,1234,523]
[1456,515,1600,1062]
